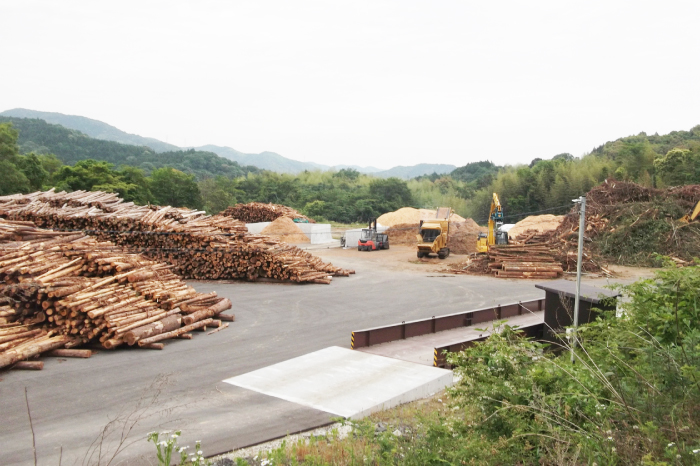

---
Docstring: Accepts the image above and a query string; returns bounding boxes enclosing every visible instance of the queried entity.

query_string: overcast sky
[2,1,699,169]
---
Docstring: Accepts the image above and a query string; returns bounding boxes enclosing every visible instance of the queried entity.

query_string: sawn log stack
[0,219,233,370]
[0,190,353,284]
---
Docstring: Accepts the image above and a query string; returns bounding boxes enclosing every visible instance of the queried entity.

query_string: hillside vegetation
[1,116,698,229]
[0,117,260,180]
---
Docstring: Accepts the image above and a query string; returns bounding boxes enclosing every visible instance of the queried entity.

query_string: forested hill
[0,116,260,180]
[0,108,180,153]
[374,163,456,179]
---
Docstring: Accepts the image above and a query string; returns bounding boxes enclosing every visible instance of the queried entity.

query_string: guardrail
[351,298,544,350]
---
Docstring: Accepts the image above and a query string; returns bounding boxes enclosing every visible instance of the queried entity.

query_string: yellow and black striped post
[433,348,438,367]
[351,332,355,349]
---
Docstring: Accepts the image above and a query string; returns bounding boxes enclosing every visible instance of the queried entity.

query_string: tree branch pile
[0,219,233,370]
[0,190,352,283]
[220,202,315,224]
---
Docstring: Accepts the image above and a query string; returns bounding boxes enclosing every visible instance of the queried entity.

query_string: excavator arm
[680,200,700,223]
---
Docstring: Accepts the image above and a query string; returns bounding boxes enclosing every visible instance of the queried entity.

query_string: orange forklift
[357,219,390,251]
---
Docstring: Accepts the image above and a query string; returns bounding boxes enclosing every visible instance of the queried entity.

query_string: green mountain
[0,109,438,176]
[195,144,329,174]
[374,163,457,180]
[0,108,180,153]
[0,116,259,180]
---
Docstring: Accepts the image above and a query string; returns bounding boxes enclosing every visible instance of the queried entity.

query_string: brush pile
[0,190,352,284]
[220,202,314,223]
[0,219,234,370]
[449,180,700,277]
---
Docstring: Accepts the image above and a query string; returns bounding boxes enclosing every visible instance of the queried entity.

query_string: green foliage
[198,176,243,214]
[0,117,259,181]
[149,167,203,209]
[655,148,700,187]
[0,160,31,195]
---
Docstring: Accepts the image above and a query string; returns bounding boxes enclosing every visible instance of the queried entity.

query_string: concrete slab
[223,346,453,419]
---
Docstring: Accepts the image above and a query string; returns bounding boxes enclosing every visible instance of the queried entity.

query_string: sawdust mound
[377,207,466,227]
[507,214,564,239]
[260,217,310,243]
[384,218,485,254]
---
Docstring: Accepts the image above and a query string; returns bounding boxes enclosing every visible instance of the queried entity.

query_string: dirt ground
[309,244,658,284]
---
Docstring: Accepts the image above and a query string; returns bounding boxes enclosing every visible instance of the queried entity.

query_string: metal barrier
[432,322,544,368]
[351,298,544,350]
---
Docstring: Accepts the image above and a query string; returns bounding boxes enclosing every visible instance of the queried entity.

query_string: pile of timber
[220,202,315,224]
[0,190,352,284]
[487,243,564,279]
[0,219,233,371]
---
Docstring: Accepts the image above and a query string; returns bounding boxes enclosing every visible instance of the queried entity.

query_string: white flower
[607,437,613,441]
[668,442,675,447]
[171,434,178,438]
[611,447,616,453]
[179,447,187,453]
[596,412,601,416]
[676,455,681,459]
[197,450,203,455]
[692,449,699,454]
[160,431,171,435]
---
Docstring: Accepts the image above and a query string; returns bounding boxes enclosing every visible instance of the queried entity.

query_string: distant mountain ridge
[0,108,446,177]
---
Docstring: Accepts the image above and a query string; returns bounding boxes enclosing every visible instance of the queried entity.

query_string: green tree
[15,153,49,190]
[149,167,203,209]
[198,176,242,214]
[654,148,700,186]
[0,160,31,195]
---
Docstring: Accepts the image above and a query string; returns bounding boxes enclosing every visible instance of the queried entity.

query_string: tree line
[1,120,698,225]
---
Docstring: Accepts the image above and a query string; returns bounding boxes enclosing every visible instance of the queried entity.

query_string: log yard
[1,180,699,465]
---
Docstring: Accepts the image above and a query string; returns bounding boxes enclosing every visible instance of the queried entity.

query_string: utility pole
[571,195,586,363]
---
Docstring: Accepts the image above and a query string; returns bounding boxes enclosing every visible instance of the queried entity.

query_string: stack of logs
[0,190,352,284]
[487,240,564,279]
[220,202,315,224]
[0,219,234,370]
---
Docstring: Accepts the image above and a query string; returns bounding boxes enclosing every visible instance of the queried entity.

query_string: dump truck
[476,193,509,253]
[416,207,452,259]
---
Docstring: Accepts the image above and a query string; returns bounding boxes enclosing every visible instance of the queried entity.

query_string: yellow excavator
[476,193,509,253]
[680,200,700,224]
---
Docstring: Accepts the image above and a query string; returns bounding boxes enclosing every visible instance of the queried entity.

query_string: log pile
[0,190,352,284]
[486,243,564,279]
[220,202,315,224]
[0,219,233,370]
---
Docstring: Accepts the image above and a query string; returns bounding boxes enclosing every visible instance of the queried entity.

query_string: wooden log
[13,361,44,370]
[218,313,236,322]
[47,349,92,358]
[182,299,232,325]
[0,335,70,369]
[207,323,229,335]
[0,328,43,344]
[138,318,213,346]
[123,315,182,346]
[140,343,164,350]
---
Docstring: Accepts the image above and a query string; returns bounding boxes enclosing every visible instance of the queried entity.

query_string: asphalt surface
[1,247,624,465]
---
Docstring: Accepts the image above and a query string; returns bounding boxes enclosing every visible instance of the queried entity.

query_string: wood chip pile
[384,219,485,254]
[220,202,315,223]
[0,190,353,284]
[260,217,310,243]
[377,207,466,227]
[506,214,564,239]
[0,219,234,371]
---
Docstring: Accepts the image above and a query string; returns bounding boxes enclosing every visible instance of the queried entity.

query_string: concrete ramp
[223,346,453,419]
